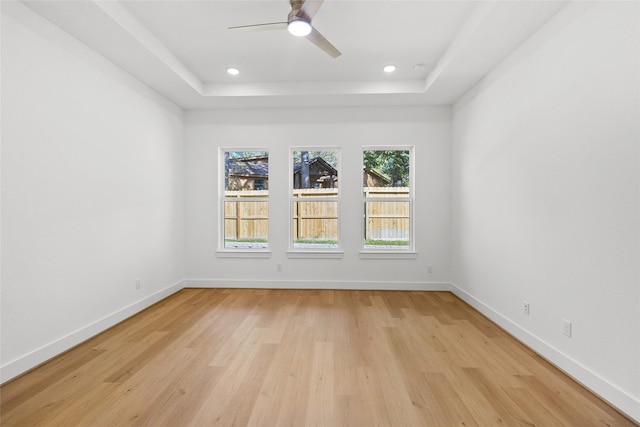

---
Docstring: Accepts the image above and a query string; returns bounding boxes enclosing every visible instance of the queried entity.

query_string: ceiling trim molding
[92,0,204,95]
[424,1,497,93]
[204,80,426,97]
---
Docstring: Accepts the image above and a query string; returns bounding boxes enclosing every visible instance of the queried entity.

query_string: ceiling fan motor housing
[288,0,310,22]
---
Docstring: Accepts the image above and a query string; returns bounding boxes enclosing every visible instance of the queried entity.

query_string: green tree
[228,151,268,159]
[292,150,339,168]
[363,150,410,187]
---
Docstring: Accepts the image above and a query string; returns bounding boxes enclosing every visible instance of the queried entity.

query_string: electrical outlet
[276,263,282,272]
[136,279,141,290]
[523,302,530,315]
[563,319,572,337]
[427,265,433,274]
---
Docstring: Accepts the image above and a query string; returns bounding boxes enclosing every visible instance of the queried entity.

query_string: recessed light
[383,64,396,73]
[227,67,240,76]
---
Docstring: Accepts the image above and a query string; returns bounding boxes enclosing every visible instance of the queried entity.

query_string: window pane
[293,200,338,249]
[223,150,268,249]
[364,200,410,249]
[225,151,269,191]
[363,150,410,188]
[224,200,268,249]
[292,150,339,193]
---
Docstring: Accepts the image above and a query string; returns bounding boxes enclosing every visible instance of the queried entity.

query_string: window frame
[360,146,416,259]
[287,147,344,259]
[216,148,271,258]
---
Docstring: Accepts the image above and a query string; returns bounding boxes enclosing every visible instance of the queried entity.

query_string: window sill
[359,251,417,260]
[287,251,344,259]
[216,250,271,259]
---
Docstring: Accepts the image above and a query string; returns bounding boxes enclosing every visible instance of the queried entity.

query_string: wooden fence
[363,187,410,241]
[224,190,268,241]
[292,189,339,241]
[224,188,409,242]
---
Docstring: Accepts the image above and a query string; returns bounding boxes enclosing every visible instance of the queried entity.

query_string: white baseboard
[184,278,451,291]
[450,282,640,424]
[0,280,185,384]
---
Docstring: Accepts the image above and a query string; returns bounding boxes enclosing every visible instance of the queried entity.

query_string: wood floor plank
[1,289,636,427]
[305,341,335,427]
[274,325,315,426]
[422,371,481,427]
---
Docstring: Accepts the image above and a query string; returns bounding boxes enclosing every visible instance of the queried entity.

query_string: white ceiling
[23,0,568,109]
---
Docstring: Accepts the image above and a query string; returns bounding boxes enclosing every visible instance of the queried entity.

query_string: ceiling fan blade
[228,22,287,32]
[299,0,324,20]
[306,27,341,58]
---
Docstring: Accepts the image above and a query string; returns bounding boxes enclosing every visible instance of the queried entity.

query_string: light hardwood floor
[1,289,636,426]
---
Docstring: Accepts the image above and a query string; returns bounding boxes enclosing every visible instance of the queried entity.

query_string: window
[254,179,266,191]
[290,149,341,252]
[221,150,269,251]
[362,148,414,252]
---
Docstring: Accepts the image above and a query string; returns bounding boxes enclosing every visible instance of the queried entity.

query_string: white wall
[1,2,185,382]
[184,107,451,289]
[451,1,639,420]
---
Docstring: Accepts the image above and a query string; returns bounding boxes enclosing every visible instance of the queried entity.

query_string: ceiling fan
[228,0,341,58]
